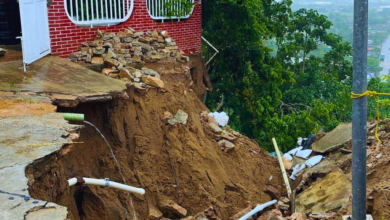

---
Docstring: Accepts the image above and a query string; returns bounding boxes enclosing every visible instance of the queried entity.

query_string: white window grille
[64,0,134,26]
[147,0,194,21]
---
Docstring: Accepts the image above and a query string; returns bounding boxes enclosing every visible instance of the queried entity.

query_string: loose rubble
[69,27,190,83]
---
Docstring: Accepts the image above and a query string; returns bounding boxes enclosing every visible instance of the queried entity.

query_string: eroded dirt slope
[25,78,283,220]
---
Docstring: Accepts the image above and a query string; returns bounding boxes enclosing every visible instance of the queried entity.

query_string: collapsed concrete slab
[0,113,82,220]
[295,169,351,213]
[311,123,352,153]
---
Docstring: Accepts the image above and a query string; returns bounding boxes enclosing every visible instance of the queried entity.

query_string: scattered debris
[295,169,351,213]
[272,138,292,196]
[69,27,190,85]
[290,211,307,220]
[257,209,284,220]
[158,196,188,218]
[290,164,306,180]
[218,139,235,152]
[166,109,188,125]
[311,123,352,153]
[305,155,323,167]
[342,215,373,220]
[208,112,229,126]
[295,149,312,159]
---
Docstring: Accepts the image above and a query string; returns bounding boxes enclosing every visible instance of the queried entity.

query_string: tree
[367,57,382,76]
[203,1,353,152]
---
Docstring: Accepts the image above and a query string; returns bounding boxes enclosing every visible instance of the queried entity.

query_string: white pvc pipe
[68,177,145,195]
[238,200,278,220]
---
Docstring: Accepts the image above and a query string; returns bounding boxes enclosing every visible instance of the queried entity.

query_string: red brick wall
[48,0,202,58]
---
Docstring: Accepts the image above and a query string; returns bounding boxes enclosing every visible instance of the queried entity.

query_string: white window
[147,0,194,21]
[64,0,134,26]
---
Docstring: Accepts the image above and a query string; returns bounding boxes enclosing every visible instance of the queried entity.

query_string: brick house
[1,0,202,63]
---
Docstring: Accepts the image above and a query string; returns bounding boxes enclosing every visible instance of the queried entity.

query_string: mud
[25,79,283,219]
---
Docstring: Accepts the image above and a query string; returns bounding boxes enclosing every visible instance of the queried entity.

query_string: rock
[218,140,235,152]
[161,30,169,37]
[91,57,104,65]
[295,169,351,213]
[106,59,121,68]
[140,42,153,51]
[93,47,105,56]
[175,109,188,125]
[166,46,179,50]
[141,76,164,88]
[104,49,116,61]
[146,205,164,220]
[109,73,119,78]
[103,42,113,48]
[119,68,134,80]
[257,209,283,220]
[277,201,289,210]
[229,202,253,220]
[158,36,165,43]
[221,133,236,142]
[311,123,352,153]
[209,122,222,134]
[102,68,119,75]
[134,70,143,78]
[264,185,281,200]
[152,30,159,38]
[124,29,133,35]
[164,111,174,120]
[134,32,144,38]
[167,42,177,47]
[291,212,308,220]
[85,54,92,63]
[115,49,130,54]
[133,54,142,62]
[158,197,187,218]
[143,69,160,78]
[25,203,68,220]
[134,78,141,83]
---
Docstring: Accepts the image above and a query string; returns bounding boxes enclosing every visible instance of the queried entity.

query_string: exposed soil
[25,74,283,220]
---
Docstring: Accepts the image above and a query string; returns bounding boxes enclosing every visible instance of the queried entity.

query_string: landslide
[25,76,283,220]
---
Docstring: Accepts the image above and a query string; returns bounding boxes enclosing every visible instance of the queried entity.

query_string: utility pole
[352,0,368,219]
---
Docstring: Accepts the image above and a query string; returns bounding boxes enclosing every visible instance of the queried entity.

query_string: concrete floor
[0,53,127,219]
[0,50,127,107]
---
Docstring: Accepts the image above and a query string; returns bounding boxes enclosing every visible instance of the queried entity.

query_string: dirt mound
[25,76,283,220]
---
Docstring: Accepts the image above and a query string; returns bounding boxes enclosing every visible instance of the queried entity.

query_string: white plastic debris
[283,153,293,161]
[305,155,324,167]
[269,176,273,181]
[286,146,303,156]
[290,164,306,180]
[208,112,229,127]
[295,149,313,159]
[297,137,303,146]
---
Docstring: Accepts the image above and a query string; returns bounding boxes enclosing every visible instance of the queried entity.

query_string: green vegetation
[203,1,352,151]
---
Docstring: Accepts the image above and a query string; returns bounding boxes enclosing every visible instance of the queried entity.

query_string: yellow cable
[351,91,390,144]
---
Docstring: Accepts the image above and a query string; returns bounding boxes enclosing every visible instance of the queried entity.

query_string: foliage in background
[203,1,353,152]
[162,0,194,19]
[368,76,390,120]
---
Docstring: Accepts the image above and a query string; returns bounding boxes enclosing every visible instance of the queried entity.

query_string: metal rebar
[352,0,368,219]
